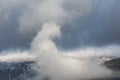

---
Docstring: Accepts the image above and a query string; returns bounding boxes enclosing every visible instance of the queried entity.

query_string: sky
[0,0,120,52]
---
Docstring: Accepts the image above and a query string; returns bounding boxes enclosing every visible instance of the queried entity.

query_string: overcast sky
[0,0,120,51]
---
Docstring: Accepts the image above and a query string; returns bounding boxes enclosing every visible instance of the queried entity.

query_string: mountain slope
[0,57,120,80]
[0,61,35,80]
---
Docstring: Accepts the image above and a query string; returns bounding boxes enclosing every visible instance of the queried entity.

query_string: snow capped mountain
[64,54,117,64]
[0,56,119,80]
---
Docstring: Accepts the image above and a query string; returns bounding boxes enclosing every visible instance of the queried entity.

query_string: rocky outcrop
[104,58,120,72]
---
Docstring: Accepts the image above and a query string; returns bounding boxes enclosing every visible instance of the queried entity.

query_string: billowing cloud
[58,0,120,49]
[0,0,120,51]
[0,0,97,51]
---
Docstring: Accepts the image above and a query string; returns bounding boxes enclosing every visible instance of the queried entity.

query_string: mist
[28,0,112,80]
[0,0,120,80]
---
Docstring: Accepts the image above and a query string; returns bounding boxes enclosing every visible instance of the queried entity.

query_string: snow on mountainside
[0,61,36,80]
[0,52,35,63]
[87,56,117,64]
[0,56,119,80]
[64,54,117,64]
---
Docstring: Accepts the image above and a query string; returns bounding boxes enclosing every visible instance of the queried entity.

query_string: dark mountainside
[0,61,36,80]
[105,58,120,71]
[0,58,120,80]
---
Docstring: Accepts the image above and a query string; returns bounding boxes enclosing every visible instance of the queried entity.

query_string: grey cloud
[0,0,120,51]
[57,0,120,50]
[0,0,95,51]
[0,0,35,51]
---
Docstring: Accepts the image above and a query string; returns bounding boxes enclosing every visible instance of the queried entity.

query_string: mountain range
[0,56,120,80]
